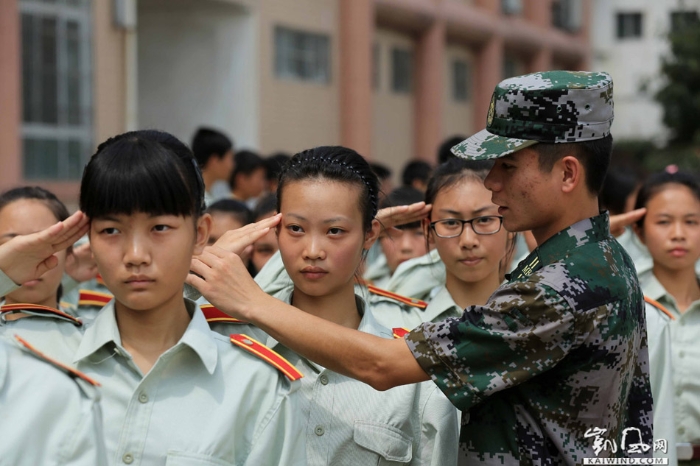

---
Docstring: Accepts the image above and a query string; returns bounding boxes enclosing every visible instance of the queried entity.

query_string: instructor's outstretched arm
[188,244,429,391]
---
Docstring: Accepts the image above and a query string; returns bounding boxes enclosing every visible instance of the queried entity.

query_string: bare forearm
[244,293,429,390]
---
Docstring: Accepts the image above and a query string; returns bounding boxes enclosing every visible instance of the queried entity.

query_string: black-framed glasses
[429,216,503,238]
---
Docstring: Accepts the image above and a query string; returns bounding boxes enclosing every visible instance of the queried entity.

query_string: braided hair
[277,146,379,233]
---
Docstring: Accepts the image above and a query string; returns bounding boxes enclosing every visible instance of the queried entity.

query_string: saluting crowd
[0,70,697,465]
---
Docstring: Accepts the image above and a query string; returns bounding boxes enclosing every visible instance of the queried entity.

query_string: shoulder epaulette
[200,304,247,324]
[78,290,113,307]
[1,303,82,326]
[14,334,100,386]
[644,296,676,321]
[392,327,410,339]
[95,274,107,287]
[367,285,428,309]
[230,334,303,381]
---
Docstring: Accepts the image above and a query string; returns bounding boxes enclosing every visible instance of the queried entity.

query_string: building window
[21,0,92,180]
[274,26,330,84]
[501,0,522,15]
[552,0,583,32]
[391,47,413,94]
[670,10,700,33]
[503,56,518,79]
[616,12,643,39]
[452,60,471,102]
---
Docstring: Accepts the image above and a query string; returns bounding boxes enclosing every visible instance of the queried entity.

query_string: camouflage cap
[451,70,614,160]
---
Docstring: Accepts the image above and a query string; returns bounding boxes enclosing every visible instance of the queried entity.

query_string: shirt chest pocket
[353,420,413,465]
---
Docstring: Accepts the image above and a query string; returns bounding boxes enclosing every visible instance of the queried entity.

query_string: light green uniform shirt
[0,270,18,297]
[384,249,445,302]
[644,296,678,465]
[363,252,391,288]
[2,299,306,466]
[369,285,463,331]
[268,287,459,466]
[0,336,107,466]
[639,271,700,453]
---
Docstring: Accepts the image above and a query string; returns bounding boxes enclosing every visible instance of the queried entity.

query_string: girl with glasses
[371,158,514,330]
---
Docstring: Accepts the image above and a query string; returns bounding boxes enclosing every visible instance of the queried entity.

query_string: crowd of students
[0,70,696,465]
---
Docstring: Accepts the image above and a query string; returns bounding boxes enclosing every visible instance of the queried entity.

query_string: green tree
[656,21,700,145]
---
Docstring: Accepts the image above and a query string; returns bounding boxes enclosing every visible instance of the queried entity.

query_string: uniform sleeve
[244,379,306,466]
[0,269,19,296]
[0,340,108,466]
[414,385,460,466]
[405,279,576,411]
[644,305,677,465]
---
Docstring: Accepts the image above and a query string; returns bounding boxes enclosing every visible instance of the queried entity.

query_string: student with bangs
[203,146,459,465]
[4,130,305,466]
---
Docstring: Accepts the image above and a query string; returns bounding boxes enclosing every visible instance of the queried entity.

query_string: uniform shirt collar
[424,285,461,322]
[266,287,393,359]
[637,270,700,318]
[507,212,611,281]
[73,299,218,374]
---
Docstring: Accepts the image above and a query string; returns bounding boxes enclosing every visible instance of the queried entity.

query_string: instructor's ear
[559,156,583,194]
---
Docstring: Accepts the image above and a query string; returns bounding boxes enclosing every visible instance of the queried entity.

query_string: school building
[0,0,591,204]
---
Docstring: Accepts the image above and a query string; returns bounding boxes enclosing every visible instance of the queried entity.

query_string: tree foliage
[656,21,700,145]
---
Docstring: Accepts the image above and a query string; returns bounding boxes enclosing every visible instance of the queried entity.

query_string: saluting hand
[376,201,432,230]
[0,210,89,285]
[65,242,99,283]
[187,214,282,320]
[609,208,646,237]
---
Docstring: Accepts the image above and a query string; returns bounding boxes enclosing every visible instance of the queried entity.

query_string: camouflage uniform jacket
[406,213,653,465]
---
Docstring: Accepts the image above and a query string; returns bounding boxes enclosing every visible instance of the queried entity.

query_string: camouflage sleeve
[405,279,576,411]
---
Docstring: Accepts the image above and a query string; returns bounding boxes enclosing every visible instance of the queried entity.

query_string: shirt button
[139,392,149,403]
[678,426,686,436]
[679,351,686,358]
[319,375,329,385]
[315,425,325,436]
[676,387,683,396]
[122,453,134,464]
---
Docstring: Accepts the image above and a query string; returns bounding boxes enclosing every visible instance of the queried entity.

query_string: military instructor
[189,70,653,464]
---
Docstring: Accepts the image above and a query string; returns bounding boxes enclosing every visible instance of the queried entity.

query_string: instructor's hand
[187,245,272,321]
[0,211,89,285]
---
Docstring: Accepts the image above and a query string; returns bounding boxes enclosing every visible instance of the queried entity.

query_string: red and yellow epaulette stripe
[392,327,411,339]
[0,303,82,326]
[367,285,427,309]
[230,334,303,381]
[644,296,676,321]
[200,304,247,324]
[78,290,113,307]
[96,274,106,287]
[14,335,100,386]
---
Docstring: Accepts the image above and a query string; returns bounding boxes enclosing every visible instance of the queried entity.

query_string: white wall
[591,0,700,144]
[137,0,258,149]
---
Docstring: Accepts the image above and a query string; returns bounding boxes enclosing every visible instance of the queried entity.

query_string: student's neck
[445,270,501,310]
[291,282,361,329]
[201,171,216,194]
[4,295,58,310]
[653,264,700,313]
[115,291,191,374]
[231,188,247,201]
